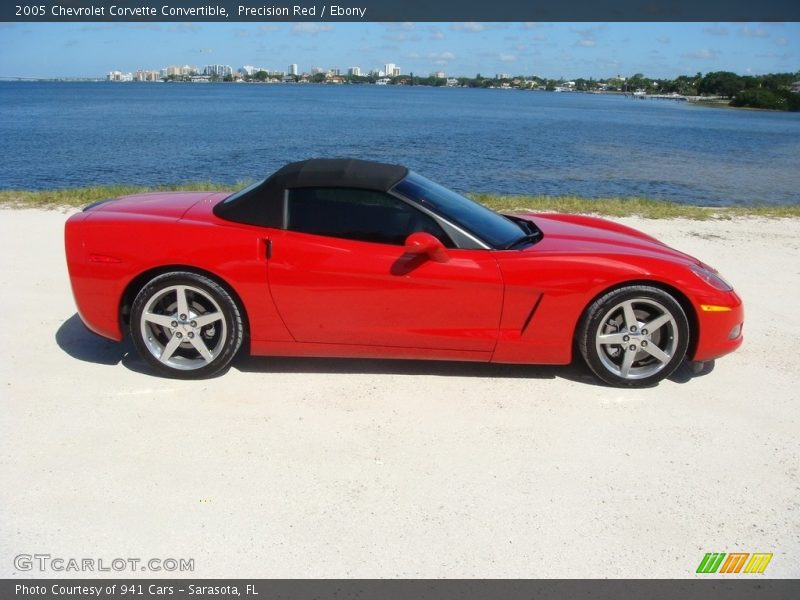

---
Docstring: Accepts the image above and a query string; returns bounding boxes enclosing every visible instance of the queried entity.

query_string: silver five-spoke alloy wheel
[595,298,678,380]
[130,272,244,378]
[140,284,227,370]
[578,285,690,387]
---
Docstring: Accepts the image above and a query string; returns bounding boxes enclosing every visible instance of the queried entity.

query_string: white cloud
[429,51,456,65]
[682,48,719,60]
[386,22,415,31]
[754,51,792,61]
[594,58,619,69]
[702,26,729,36]
[572,25,604,48]
[498,53,517,62]
[739,26,769,38]
[656,36,671,44]
[775,37,788,46]
[450,23,486,33]
[384,31,420,42]
[292,23,334,35]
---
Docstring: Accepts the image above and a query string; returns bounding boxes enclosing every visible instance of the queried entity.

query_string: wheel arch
[575,278,699,359]
[120,265,251,345]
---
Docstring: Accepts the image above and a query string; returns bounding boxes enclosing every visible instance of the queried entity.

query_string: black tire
[130,271,244,379]
[577,285,690,387]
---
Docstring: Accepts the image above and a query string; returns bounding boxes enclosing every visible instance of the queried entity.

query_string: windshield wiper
[502,215,542,249]
[505,232,542,249]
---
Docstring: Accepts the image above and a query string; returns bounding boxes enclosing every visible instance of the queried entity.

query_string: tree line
[172,69,800,111]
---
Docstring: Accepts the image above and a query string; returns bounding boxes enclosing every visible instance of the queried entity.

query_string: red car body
[65,186,743,372]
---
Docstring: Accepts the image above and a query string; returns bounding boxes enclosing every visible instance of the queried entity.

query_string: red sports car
[65,158,743,387]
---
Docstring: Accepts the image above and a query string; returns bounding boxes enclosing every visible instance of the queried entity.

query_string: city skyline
[0,22,798,79]
[105,62,405,81]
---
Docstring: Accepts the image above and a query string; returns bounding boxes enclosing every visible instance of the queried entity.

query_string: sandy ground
[0,207,798,579]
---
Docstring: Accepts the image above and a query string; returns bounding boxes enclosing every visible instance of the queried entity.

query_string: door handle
[264,239,272,259]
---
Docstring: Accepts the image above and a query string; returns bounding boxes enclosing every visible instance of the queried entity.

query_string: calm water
[1,81,799,205]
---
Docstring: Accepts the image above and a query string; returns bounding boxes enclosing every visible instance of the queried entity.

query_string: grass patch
[0,184,798,220]
[0,182,234,209]
[470,193,800,220]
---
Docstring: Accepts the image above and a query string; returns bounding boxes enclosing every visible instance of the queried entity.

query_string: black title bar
[4,0,800,22]
[3,579,800,600]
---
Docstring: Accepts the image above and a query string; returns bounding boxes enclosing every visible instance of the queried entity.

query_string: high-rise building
[107,71,133,82]
[134,69,161,81]
[348,66,361,77]
[204,65,233,77]
[289,63,298,76]
[384,63,400,77]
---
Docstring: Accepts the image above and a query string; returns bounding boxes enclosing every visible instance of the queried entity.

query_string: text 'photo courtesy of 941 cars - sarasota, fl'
[64,158,744,387]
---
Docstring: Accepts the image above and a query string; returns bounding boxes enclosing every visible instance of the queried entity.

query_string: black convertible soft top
[213,158,409,227]
[270,158,408,191]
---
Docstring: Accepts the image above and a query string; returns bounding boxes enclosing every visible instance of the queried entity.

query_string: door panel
[267,230,503,351]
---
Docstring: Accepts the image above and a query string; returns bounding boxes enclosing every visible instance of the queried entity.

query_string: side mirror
[404,232,449,263]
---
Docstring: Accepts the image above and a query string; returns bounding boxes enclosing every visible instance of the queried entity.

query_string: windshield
[393,172,525,249]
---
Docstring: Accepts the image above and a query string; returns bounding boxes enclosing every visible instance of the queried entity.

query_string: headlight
[690,263,733,291]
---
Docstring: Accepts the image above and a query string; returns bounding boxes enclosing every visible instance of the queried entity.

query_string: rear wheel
[130,272,243,379]
[578,285,689,387]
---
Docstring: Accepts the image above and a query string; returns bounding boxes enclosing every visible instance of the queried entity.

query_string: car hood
[514,212,702,266]
[85,191,225,219]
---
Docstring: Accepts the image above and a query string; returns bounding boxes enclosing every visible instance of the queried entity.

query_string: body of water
[1,81,798,205]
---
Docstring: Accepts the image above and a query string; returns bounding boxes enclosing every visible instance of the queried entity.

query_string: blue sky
[0,22,797,79]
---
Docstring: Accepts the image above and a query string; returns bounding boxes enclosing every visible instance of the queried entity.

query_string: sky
[0,21,797,79]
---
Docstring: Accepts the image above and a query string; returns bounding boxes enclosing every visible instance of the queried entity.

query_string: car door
[266,187,504,352]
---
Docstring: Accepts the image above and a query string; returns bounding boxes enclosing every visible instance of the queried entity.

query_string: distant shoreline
[2,79,792,112]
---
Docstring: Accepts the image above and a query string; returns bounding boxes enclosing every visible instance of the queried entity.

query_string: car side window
[287,188,454,247]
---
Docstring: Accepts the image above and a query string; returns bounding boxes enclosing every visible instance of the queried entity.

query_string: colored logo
[696,552,773,574]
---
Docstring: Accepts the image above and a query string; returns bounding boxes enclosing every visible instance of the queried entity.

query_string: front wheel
[577,285,690,387]
[130,272,244,379]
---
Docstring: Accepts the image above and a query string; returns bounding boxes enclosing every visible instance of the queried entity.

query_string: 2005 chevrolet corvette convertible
[65,158,743,387]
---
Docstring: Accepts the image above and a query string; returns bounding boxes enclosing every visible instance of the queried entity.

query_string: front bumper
[691,291,744,362]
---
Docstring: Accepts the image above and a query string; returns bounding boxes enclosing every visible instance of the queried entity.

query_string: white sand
[1,208,798,578]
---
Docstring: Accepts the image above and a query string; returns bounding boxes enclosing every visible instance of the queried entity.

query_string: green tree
[698,71,743,97]
[732,88,800,111]
[628,73,648,90]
